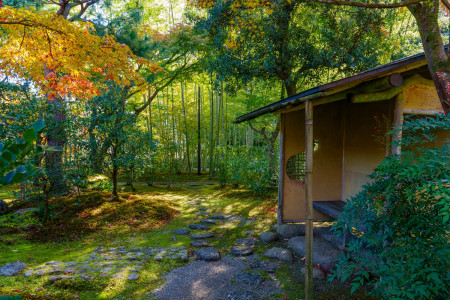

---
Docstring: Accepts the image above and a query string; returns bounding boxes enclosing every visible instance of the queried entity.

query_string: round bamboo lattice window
[286,140,319,181]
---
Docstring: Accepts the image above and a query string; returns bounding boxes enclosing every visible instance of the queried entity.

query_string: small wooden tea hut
[234,51,448,224]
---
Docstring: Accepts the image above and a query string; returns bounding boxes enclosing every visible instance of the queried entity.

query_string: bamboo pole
[305,100,314,300]
[392,92,404,156]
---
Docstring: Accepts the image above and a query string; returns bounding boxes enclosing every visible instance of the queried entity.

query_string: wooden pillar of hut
[392,91,404,156]
[305,100,314,300]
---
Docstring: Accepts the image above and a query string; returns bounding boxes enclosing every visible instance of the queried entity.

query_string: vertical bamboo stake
[305,100,314,300]
[392,91,404,156]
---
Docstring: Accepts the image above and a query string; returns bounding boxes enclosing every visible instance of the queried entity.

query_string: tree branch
[310,0,425,8]
[442,0,450,10]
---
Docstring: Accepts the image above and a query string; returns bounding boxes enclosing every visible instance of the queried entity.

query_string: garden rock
[209,213,226,220]
[195,247,220,261]
[236,238,257,247]
[235,272,264,286]
[227,290,260,300]
[263,247,293,262]
[128,273,139,280]
[0,262,27,276]
[80,275,93,280]
[48,275,75,282]
[231,246,253,257]
[24,270,34,277]
[200,219,217,224]
[250,261,278,273]
[287,236,343,269]
[191,233,214,239]
[13,208,35,216]
[276,224,305,239]
[171,228,190,235]
[190,240,211,247]
[259,231,277,243]
[300,267,325,279]
[188,224,211,230]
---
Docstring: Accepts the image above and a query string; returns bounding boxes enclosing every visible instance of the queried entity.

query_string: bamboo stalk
[305,100,314,300]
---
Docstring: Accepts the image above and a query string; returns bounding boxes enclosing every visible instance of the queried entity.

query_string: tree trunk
[111,144,119,200]
[408,1,450,113]
[197,85,202,175]
[181,82,191,172]
[45,94,69,196]
[209,88,215,178]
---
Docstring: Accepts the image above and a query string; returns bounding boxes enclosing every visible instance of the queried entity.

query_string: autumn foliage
[0,5,160,100]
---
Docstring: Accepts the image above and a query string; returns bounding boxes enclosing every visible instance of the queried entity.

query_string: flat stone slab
[191,233,214,239]
[196,212,209,216]
[48,275,75,282]
[235,272,265,286]
[200,219,217,224]
[195,247,220,261]
[171,228,191,235]
[128,273,139,280]
[250,261,278,273]
[198,208,208,211]
[188,224,211,230]
[0,262,27,276]
[263,247,293,262]
[209,213,226,220]
[287,236,343,269]
[231,246,253,257]
[190,240,211,247]
[276,224,305,239]
[259,231,278,243]
[236,238,258,247]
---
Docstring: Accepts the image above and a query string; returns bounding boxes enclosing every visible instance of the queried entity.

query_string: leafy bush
[217,146,275,193]
[330,114,449,299]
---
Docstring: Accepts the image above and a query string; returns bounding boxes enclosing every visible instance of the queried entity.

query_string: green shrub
[330,114,449,299]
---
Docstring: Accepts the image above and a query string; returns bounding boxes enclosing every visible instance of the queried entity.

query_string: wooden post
[305,100,314,300]
[277,115,285,225]
[392,92,404,156]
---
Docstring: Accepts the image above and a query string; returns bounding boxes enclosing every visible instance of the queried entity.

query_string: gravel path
[151,255,282,300]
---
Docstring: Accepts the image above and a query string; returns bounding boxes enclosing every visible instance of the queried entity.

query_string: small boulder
[300,267,325,279]
[231,246,253,257]
[263,247,293,262]
[190,233,214,239]
[287,236,343,270]
[24,270,34,277]
[0,262,27,276]
[171,228,190,235]
[127,273,139,280]
[259,231,277,243]
[209,213,226,220]
[250,261,279,273]
[188,224,211,230]
[195,247,220,261]
[276,224,305,239]
[236,238,258,247]
[200,219,217,224]
[80,274,93,280]
[235,272,265,286]
[13,208,36,216]
[190,240,211,247]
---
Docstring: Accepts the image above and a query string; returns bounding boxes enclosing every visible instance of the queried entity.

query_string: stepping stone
[0,262,27,276]
[48,268,63,275]
[188,224,211,230]
[94,247,105,252]
[287,236,343,270]
[276,224,305,239]
[171,228,190,235]
[235,272,265,286]
[198,207,208,211]
[300,266,325,279]
[236,238,258,247]
[112,273,125,279]
[195,213,209,217]
[250,261,278,273]
[200,219,217,224]
[48,275,75,282]
[36,270,48,276]
[24,270,34,277]
[80,274,93,280]
[263,247,293,262]
[127,273,139,280]
[63,268,76,273]
[231,246,253,257]
[209,213,226,220]
[195,247,220,261]
[227,290,260,300]
[259,231,277,243]
[75,269,88,274]
[190,233,214,239]
[190,240,211,247]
